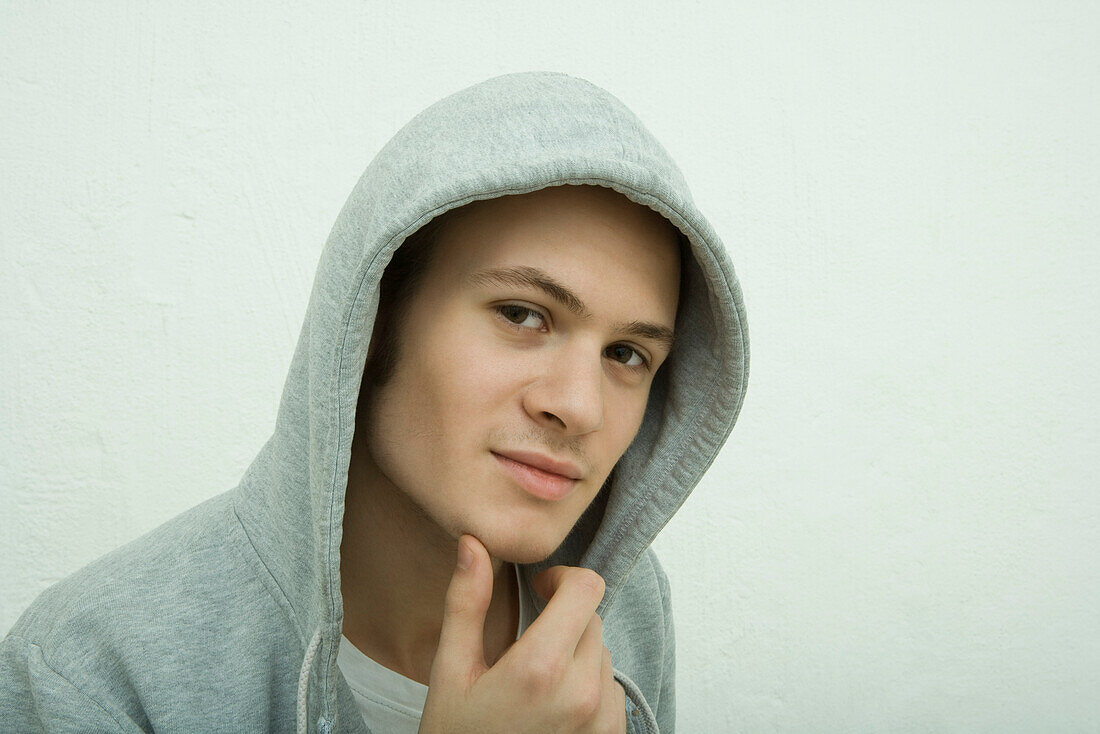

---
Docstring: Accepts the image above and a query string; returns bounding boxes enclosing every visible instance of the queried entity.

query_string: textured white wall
[2,1,1097,730]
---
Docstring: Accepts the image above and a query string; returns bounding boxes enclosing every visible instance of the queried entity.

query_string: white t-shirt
[337,562,531,733]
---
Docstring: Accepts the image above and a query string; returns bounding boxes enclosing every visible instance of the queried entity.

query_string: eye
[605,344,649,370]
[493,304,651,372]
[494,304,546,330]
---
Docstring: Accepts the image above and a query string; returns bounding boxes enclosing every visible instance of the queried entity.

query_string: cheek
[402,321,519,457]
[597,392,649,471]
[440,321,531,404]
[363,339,456,474]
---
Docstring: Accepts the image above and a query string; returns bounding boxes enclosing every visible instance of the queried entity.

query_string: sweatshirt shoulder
[620,545,673,611]
[605,545,673,644]
[3,488,302,731]
[2,490,255,730]
[0,632,136,732]
[6,488,241,647]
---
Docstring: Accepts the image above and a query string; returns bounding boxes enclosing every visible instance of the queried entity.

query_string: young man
[1,72,749,733]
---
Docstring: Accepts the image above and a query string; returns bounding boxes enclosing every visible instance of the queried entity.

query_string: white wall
[2,1,1097,730]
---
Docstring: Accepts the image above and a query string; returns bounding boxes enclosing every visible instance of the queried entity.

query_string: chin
[460,521,565,566]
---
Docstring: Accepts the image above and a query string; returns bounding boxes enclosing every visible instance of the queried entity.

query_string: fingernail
[457,539,473,570]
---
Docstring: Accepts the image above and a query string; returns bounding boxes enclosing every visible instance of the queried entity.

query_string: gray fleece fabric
[1,71,749,733]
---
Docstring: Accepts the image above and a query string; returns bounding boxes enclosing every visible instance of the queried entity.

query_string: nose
[523,339,604,436]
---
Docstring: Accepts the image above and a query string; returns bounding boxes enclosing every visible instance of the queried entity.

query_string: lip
[492,450,583,480]
[492,451,581,502]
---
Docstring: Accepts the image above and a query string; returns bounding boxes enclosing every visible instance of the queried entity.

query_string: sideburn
[357,212,456,418]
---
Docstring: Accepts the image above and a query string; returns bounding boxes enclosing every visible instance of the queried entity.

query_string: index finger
[521,566,606,657]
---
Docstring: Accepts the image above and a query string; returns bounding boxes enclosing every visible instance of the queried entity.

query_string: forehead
[428,185,682,291]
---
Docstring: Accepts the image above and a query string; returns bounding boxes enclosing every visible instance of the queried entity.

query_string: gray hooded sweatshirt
[1,71,749,733]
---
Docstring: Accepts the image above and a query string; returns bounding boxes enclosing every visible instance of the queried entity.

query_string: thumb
[431,534,493,689]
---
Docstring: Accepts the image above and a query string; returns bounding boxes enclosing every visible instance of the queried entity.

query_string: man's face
[357,184,681,564]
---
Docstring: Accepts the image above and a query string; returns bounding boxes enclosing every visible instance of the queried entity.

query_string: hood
[232,70,749,732]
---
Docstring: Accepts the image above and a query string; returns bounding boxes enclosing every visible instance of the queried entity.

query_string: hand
[418,534,627,733]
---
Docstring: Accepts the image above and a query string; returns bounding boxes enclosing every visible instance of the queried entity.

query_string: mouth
[491,451,579,502]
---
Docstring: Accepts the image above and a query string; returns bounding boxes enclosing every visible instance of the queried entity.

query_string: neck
[339,435,520,685]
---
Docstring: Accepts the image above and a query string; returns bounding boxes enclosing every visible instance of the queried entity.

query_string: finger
[598,651,627,734]
[573,612,603,664]
[613,680,627,733]
[582,645,623,733]
[431,534,493,689]
[567,615,604,720]
[532,564,601,602]
[525,566,605,657]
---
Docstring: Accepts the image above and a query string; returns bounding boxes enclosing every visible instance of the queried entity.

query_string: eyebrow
[465,265,676,352]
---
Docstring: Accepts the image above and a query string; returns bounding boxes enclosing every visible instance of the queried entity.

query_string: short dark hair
[358,210,455,411]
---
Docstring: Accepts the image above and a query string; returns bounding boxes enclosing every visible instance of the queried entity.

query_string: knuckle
[444,589,475,618]
[442,592,466,616]
[573,567,606,597]
[519,652,566,691]
[568,680,602,722]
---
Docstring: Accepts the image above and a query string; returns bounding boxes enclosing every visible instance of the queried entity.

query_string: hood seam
[229,501,306,643]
